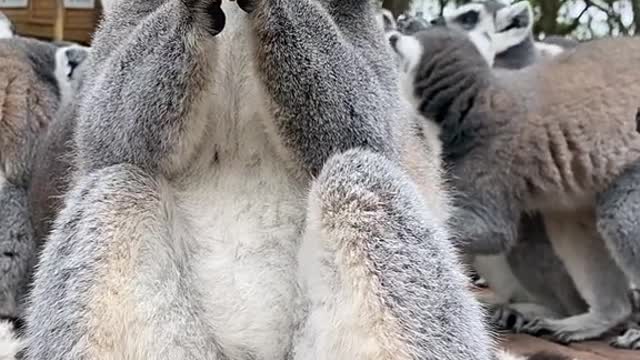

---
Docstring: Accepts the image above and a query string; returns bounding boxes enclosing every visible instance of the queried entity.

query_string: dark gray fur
[24,1,496,359]
[507,213,587,317]
[597,158,640,349]
[0,182,34,328]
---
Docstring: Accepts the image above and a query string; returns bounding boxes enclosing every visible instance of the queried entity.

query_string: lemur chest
[179,161,306,358]
[172,19,308,357]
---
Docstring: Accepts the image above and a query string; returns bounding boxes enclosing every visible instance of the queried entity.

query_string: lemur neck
[412,56,493,163]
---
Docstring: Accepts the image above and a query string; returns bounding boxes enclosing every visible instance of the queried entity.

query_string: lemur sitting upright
[22,1,522,359]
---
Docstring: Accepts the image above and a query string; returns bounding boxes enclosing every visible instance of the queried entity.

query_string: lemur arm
[245,0,399,176]
[75,0,225,177]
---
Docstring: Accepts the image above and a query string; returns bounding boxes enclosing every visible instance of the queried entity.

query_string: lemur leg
[490,303,561,333]
[0,182,34,326]
[294,149,495,359]
[25,166,224,359]
[451,161,520,255]
[595,159,640,349]
[521,211,632,344]
[25,0,228,358]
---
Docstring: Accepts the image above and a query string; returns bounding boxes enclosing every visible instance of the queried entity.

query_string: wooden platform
[472,286,640,359]
[498,333,640,359]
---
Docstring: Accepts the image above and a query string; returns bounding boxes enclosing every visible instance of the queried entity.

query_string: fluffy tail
[0,321,22,360]
[496,350,574,360]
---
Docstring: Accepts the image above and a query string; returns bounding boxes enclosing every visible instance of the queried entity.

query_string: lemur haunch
[22,1,513,359]
[390,26,640,346]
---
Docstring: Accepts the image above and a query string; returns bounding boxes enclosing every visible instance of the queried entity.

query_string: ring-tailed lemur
[432,0,574,69]
[389,26,640,346]
[429,0,587,332]
[22,1,525,359]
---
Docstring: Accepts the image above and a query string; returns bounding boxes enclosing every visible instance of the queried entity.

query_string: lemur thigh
[596,159,640,349]
[25,165,224,359]
[522,211,631,343]
[295,149,492,359]
[453,162,520,255]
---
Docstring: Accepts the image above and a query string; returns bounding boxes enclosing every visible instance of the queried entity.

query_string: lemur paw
[522,316,613,344]
[236,0,256,13]
[184,0,226,36]
[610,328,640,349]
[489,305,527,332]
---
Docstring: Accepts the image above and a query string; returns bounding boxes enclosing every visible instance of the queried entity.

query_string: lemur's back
[498,36,640,209]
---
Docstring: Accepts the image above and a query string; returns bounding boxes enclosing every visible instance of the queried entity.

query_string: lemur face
[439,3,497,36]
[389,28,495,76]
[434,1,534,56]
[388,27,495,108]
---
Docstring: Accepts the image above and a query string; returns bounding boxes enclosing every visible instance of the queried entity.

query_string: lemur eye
[456,10,479,29]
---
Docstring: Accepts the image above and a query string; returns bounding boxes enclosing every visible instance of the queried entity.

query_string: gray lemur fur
[0,37,66,329]
[386,3,586,334]
[595,158,640,349]
[19,45,91,340]
[431,0,587,331]
[389,26,640,346]
[22,1,513,359]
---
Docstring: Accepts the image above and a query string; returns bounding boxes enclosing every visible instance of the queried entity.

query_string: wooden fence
[0,0,101,44]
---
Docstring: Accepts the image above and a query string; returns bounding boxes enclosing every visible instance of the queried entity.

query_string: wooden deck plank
[497,333,640,359]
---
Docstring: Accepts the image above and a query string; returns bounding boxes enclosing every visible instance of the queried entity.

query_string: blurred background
[0,0,101,44]
[382,0,639,40]
[0,0,637,45]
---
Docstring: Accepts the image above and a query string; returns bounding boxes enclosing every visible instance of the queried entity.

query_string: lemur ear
[379,8,397,32]
[495,1,533,33]
[100,0,118,17]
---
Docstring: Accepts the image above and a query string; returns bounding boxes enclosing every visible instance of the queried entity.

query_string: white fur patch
[171,5,306,358]
[0,20,12,39]
[388,31,423,73]
[535,42,565,58]
[495,350,528,360]
[54,44,90,105]
[0,321,23,360]
[467,31,496,67]
[473,255,531,304]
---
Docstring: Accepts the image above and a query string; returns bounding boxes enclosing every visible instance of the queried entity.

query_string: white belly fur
[173,5,307,358]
